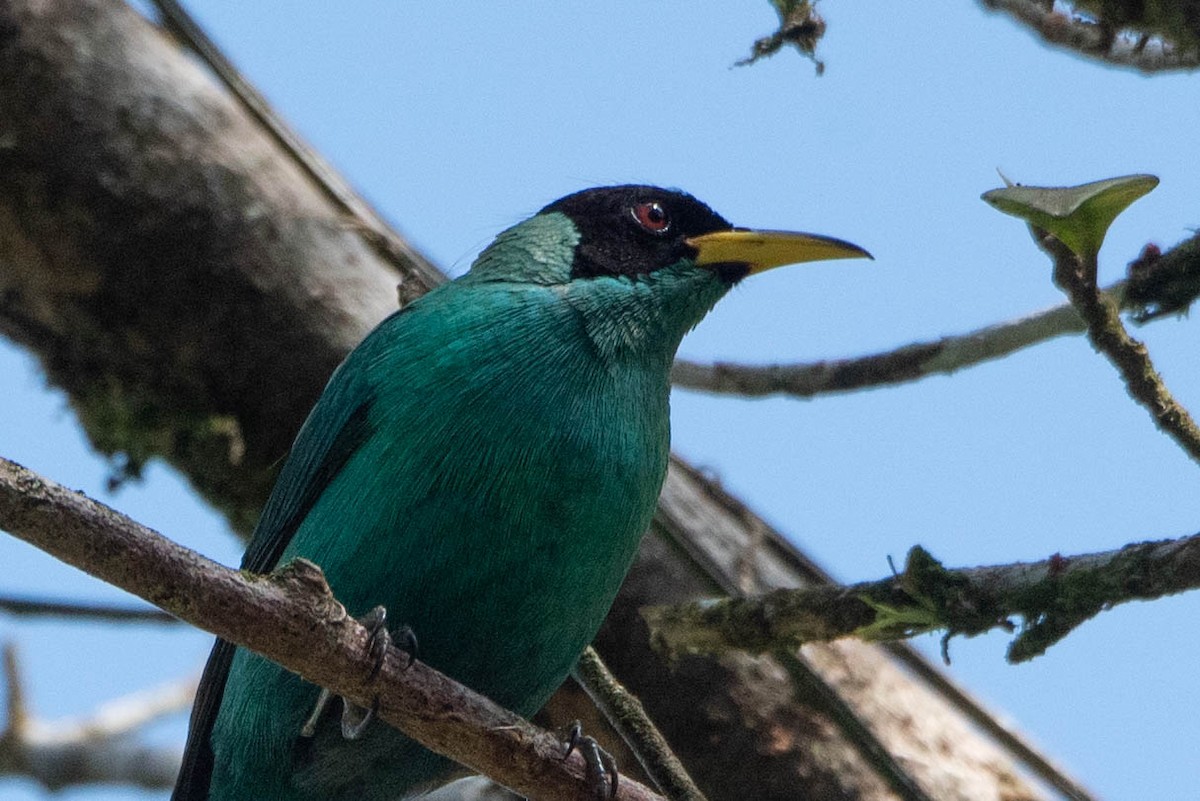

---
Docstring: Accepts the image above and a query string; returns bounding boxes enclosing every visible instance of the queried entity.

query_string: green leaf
[981,174,1159,258]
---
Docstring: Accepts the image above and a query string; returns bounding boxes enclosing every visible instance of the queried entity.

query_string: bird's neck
[467,213,580,284]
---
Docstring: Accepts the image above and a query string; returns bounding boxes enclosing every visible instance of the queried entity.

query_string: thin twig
[573,647,707,801]
[0,594,178,624]
[79,676,198,737]
[1041,235,1200,464]
[643,536,1200,663]
[671,284,1120,398]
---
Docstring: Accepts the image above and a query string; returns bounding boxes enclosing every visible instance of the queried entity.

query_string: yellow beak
[686,229,872,275]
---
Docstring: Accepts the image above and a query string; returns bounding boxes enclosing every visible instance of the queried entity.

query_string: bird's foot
[562,721,618,800]
[358,605,419,677]
[299,605,418,741]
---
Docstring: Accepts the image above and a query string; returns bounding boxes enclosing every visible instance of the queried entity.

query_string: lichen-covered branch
[0,455,664,801]
[574,647,706,801]
[980,0,1200,73]
[671,289,1105,398]
[1125,233,1200,320]
[644,536,1200,663]
[1041,236,1200,464]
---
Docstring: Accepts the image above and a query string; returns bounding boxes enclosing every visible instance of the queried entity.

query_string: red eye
[632,201,670,233]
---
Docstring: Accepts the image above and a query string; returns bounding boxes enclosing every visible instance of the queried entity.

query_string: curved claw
[360,607,418,676]
[563,720,583,760]
[340,696,378,740]
[394,625,418,670]
[562,721,619,800]
[360,605,392,681]
[299,606,416,742]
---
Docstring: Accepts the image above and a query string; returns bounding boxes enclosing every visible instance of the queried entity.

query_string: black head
[541,185,748,283]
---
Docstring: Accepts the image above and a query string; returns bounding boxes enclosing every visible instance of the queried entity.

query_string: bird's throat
[564,264,730,367]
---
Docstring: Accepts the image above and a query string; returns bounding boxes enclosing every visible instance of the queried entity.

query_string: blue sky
[4,3,1200,799]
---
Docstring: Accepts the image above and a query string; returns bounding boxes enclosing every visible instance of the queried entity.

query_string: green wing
[240,393,375,573]
[171,318,386,801]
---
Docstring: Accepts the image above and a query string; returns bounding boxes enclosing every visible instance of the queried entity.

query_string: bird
[172,185,870,801]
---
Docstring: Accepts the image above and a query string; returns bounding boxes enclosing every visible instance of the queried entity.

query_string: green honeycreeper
[172,185,869,800]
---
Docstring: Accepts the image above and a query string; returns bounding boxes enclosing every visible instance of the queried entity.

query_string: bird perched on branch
[172,185,869,800]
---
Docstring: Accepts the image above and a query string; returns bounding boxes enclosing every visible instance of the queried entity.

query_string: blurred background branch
[0,643,189,791]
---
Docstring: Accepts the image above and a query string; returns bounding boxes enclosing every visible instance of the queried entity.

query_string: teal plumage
[173,186,867,801]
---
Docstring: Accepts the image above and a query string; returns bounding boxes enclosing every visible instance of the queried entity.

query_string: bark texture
[0,1,1056,799]
[0,0,440,531]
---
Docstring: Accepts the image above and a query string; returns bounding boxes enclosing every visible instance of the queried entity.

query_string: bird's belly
[312,426,664,713]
